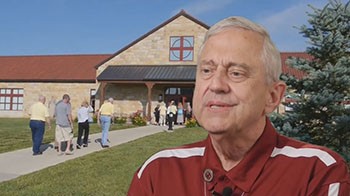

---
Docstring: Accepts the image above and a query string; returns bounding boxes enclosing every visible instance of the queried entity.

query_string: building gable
[96,10,209,76]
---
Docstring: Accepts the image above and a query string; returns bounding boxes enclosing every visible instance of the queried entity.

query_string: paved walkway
[0,124,179,183]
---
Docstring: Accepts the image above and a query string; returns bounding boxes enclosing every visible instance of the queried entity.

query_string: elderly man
[55,94,74,155]
[97,97,115,148]
[128,16,350,195]
[29,95,51,156]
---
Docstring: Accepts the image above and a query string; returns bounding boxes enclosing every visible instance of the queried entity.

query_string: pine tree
[272,0,350,162]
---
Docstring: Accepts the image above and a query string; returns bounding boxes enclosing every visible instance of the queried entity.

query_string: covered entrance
[96,65,196,121]
[164,87,193,108]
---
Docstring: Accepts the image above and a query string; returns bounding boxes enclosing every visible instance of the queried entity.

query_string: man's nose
[208,70,230,93]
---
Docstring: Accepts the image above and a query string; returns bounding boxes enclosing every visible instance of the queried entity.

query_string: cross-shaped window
[169,36,194,61]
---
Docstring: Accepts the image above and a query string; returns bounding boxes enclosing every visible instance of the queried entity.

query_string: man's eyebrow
[198,59,216,66]
[227,62,250,70]
[199,60,252,72]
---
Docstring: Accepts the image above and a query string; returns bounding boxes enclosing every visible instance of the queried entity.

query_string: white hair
[198,16,282,84]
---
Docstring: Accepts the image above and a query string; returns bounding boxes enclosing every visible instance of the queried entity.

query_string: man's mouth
[209,104,226,109]
[207,101,233,109]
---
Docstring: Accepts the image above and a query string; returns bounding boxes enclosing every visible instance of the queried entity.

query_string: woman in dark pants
[77,101,93,148]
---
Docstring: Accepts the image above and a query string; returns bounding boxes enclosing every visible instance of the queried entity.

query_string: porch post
[99,82,107,107]
[145,82,155,121]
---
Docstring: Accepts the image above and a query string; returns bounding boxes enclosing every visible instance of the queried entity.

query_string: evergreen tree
[271,0,350,162]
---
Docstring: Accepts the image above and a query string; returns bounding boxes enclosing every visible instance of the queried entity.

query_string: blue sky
[0,0,332,56]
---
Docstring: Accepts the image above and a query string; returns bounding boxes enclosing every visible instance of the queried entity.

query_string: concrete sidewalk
[0,124,177,183]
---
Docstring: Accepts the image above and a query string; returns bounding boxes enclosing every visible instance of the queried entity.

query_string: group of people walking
[153,100,192,131]
[28,94,191,155]
[28,94,114,156]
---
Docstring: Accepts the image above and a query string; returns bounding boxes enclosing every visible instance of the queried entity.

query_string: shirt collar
[201,117,277,193]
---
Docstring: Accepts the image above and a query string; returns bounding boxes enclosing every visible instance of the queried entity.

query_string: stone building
[0,10,306,120]
[95,10,209,121]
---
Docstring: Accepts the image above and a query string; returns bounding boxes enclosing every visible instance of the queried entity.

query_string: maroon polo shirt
[128,118,350,196]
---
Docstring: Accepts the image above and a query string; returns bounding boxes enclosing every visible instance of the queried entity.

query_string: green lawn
[0,124,207,195]
[0,118,136,153]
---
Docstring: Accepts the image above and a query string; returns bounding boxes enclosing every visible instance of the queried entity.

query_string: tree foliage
[271,0,350,162]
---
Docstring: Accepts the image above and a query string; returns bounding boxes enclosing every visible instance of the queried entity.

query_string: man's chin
[201,122,228,134]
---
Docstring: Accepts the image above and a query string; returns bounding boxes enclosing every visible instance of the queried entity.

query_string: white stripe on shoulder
[328,182,340,196]
[271,146,336,166]
[137,147,205,179]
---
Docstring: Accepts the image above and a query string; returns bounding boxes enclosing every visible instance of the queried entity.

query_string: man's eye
[198,67,214,79]
[228,69,247,82]
[232,71,241,76]
[202,69,211,74]
[229,70,243,77]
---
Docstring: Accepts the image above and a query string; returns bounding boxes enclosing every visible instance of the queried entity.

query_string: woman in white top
[77,101,93,148]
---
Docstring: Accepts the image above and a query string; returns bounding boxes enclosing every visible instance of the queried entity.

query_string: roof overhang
[97,65,197,83]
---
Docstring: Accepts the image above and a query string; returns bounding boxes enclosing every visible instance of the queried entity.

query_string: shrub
[185,118,198,128]
[114,116,127,124]
[130,110,147,126]
[92,114,97,123]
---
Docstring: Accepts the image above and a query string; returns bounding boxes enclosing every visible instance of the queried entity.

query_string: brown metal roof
[97,65,197,82]
[0,54,111,82]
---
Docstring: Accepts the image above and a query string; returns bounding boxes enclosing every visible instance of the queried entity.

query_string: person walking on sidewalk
[76,100,93,149]
[54,94,74,155]
[97,97,115,148]
[154,104,160,125]
[28,95,51,156]
[159,102,167,126]
[167,100,177,131]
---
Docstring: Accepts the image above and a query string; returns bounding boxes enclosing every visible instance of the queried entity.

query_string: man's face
[64,97,70,103]
[193,28,271,135]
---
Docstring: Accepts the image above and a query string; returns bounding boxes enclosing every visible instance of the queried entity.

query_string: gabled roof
[0,54,111,82]
[94,10,210,69]
[97,65,196,82]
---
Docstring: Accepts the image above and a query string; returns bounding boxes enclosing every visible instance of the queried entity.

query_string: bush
[130,110,147,126]
[185,118,198,128]
[92,114,97,123]
[114,116,127,124]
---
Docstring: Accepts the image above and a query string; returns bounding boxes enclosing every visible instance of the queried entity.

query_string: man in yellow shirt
[97,97,115,148]
[29,95,51,156]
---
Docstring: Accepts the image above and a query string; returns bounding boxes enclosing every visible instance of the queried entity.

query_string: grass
[0,126,207,195]
[0,118,136,153]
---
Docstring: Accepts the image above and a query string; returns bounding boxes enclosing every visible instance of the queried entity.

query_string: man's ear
[265,81,286,114]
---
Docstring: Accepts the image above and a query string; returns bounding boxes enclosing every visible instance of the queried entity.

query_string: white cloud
[257,0,328,51]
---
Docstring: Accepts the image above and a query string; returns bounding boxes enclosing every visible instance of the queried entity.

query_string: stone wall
[0,82,97,118]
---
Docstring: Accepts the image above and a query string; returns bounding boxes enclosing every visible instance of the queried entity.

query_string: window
[165,87,193,96]
[0,88,24,111]
[164,87,194,107]
[170,36,194,61]
[165,87,180,95]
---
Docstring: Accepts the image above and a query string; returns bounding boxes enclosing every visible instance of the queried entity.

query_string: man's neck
[210,118,266,171]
